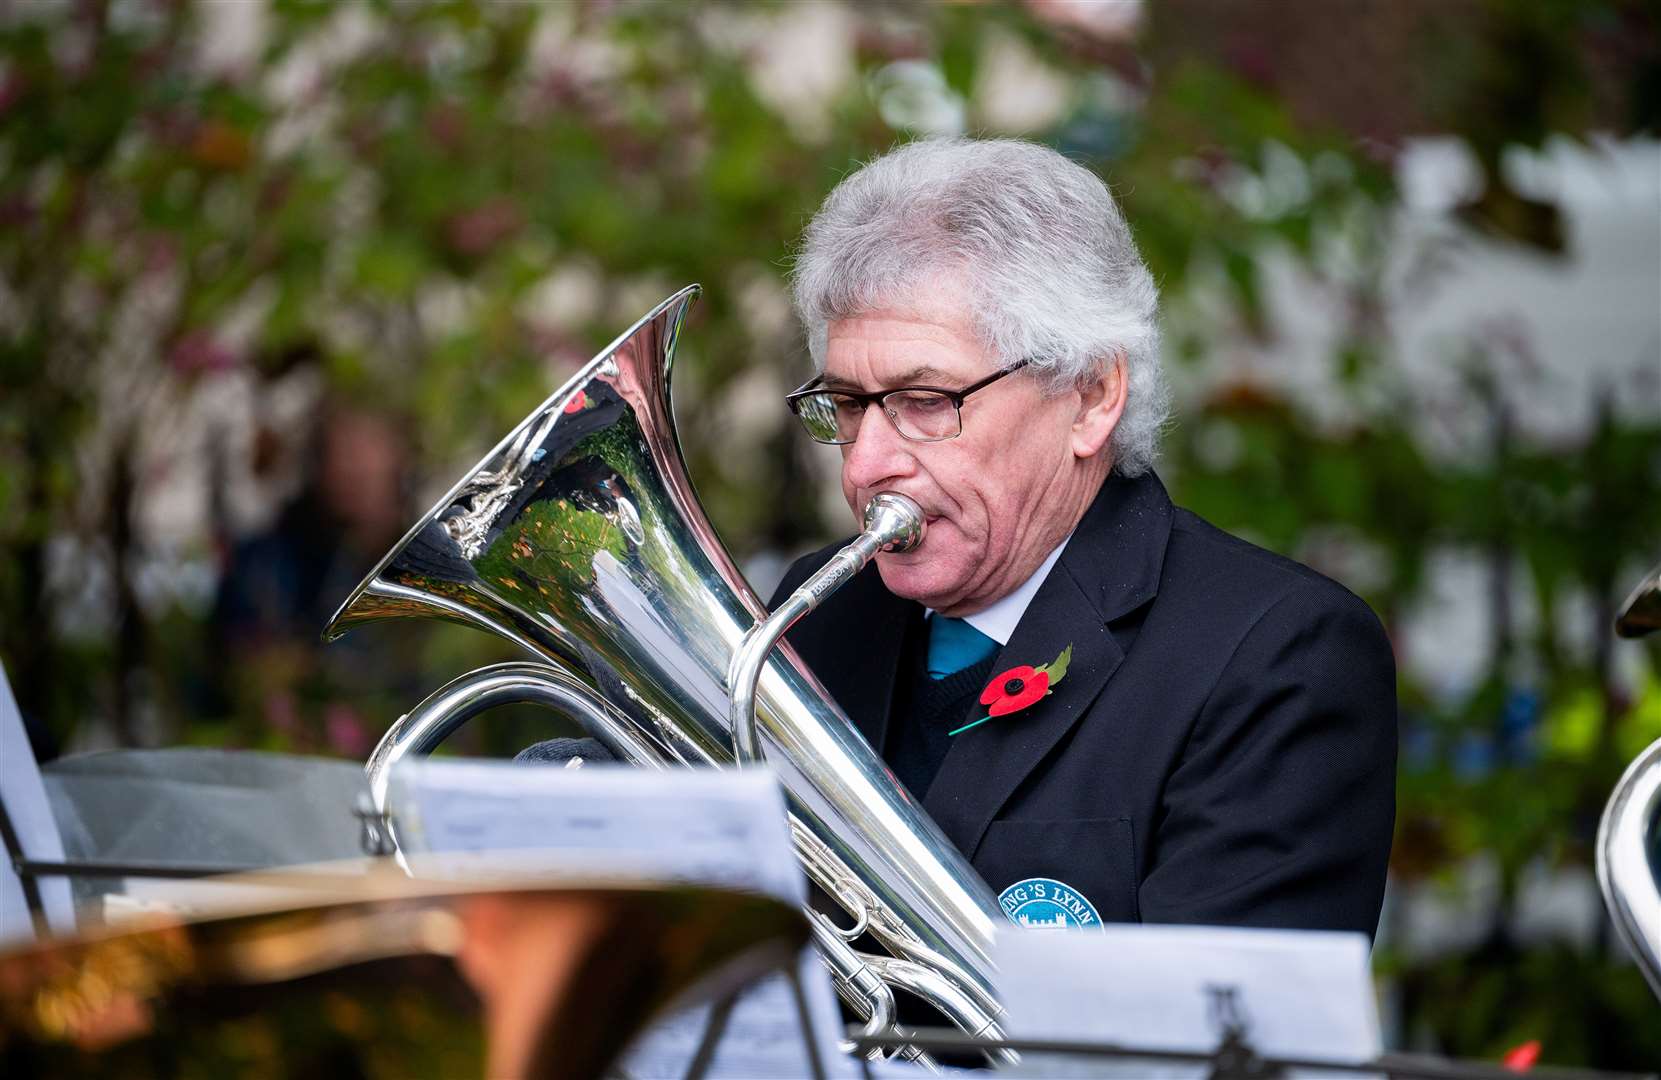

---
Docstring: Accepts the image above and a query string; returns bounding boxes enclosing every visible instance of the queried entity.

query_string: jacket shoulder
[1164,508,1386,637]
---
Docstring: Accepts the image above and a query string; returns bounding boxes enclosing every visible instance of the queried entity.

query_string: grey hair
[791,137,1169,476]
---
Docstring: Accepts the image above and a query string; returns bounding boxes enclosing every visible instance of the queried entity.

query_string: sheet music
[996,924,1380,1079]
[388,760,804,904]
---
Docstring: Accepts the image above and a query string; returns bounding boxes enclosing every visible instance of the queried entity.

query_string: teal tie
[926,616,999,680]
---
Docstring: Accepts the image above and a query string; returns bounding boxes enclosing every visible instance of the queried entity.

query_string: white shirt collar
[928,535,1072,646]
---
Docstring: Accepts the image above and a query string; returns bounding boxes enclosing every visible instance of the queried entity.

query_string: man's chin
[873,555,961,610]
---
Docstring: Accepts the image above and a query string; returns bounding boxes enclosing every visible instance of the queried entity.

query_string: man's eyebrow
[819,365,953,391]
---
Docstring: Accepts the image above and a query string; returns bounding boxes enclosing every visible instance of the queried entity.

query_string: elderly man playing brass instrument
[772,138,1396,938]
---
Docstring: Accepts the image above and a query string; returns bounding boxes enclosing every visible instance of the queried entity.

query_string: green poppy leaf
[1046,644,1073,686]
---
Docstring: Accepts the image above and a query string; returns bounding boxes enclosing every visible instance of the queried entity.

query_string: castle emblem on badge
[998,876,1104,930]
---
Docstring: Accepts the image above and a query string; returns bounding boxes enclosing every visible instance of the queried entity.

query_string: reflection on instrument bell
[0,869,807,1080]
[324,286,1010,1063]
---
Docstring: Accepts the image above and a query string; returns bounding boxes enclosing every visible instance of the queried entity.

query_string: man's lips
[860,493,940,520]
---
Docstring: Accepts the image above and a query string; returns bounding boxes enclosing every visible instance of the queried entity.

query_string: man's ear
[1070,353,1127,459]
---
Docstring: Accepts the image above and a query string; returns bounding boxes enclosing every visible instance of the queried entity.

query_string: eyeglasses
[785,359,1031,445]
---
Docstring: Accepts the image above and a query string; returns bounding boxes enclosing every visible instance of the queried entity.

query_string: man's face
[823,300,1092,615]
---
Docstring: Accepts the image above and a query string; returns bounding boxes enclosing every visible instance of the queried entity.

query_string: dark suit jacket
[769,470,1397,937]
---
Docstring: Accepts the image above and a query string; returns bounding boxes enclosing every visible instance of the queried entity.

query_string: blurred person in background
[774,138,1398,936]
[207,399,415,756]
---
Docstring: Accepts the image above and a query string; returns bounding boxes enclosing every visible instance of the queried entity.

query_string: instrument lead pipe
[727,493,924,768]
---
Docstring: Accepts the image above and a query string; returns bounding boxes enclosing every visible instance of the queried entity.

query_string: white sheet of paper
[387,760,853,1078]
[996,924,1380,1079]
[387,760,805,904]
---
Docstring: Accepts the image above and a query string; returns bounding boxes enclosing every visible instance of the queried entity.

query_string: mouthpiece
[863,492,925,554]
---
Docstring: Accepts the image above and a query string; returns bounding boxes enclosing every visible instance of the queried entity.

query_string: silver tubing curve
[1595,735,1661,1002]
[364,662,661,823]
[727,493,925,768]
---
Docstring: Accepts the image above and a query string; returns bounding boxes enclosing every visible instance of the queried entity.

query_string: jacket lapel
[921,471,1174,860]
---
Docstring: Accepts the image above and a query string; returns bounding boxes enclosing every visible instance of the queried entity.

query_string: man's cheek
[839,479,862,517]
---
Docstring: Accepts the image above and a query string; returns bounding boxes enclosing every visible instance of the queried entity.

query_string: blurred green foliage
[2,0,1658,1066]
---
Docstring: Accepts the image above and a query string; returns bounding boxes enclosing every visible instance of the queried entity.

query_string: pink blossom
[168,330,237,375]
[324,703,375,758]
[444,197,522,258]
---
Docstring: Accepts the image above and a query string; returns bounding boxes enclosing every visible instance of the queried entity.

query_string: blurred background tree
[1,0,1658,1065]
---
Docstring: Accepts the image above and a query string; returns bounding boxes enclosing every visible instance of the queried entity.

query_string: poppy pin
[950,644,1072,737]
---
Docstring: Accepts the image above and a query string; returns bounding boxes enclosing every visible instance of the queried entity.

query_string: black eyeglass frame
[784,358,1033,445]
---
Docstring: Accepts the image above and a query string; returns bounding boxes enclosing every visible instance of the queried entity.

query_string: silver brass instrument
[324,286,1008,1059]
[1615,559,1661,639]
[1599,566,1661,1002]
[1596,734,1661,1002]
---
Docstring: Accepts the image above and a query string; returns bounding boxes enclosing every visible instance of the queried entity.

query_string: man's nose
[841,402,914,489]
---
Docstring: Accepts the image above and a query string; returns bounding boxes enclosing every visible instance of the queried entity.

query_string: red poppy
[980,665,1050,717]
[563,390,589,414]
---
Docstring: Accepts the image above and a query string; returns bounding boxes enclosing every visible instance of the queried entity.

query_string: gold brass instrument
[0,868,811,1080]
[323,287,1008,1061]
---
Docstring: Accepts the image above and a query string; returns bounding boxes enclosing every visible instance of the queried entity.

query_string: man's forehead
[818,363,958,390]
[823,312,989,388]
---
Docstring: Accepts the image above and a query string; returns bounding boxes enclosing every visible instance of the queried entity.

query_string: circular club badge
[998,877,1104,930]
